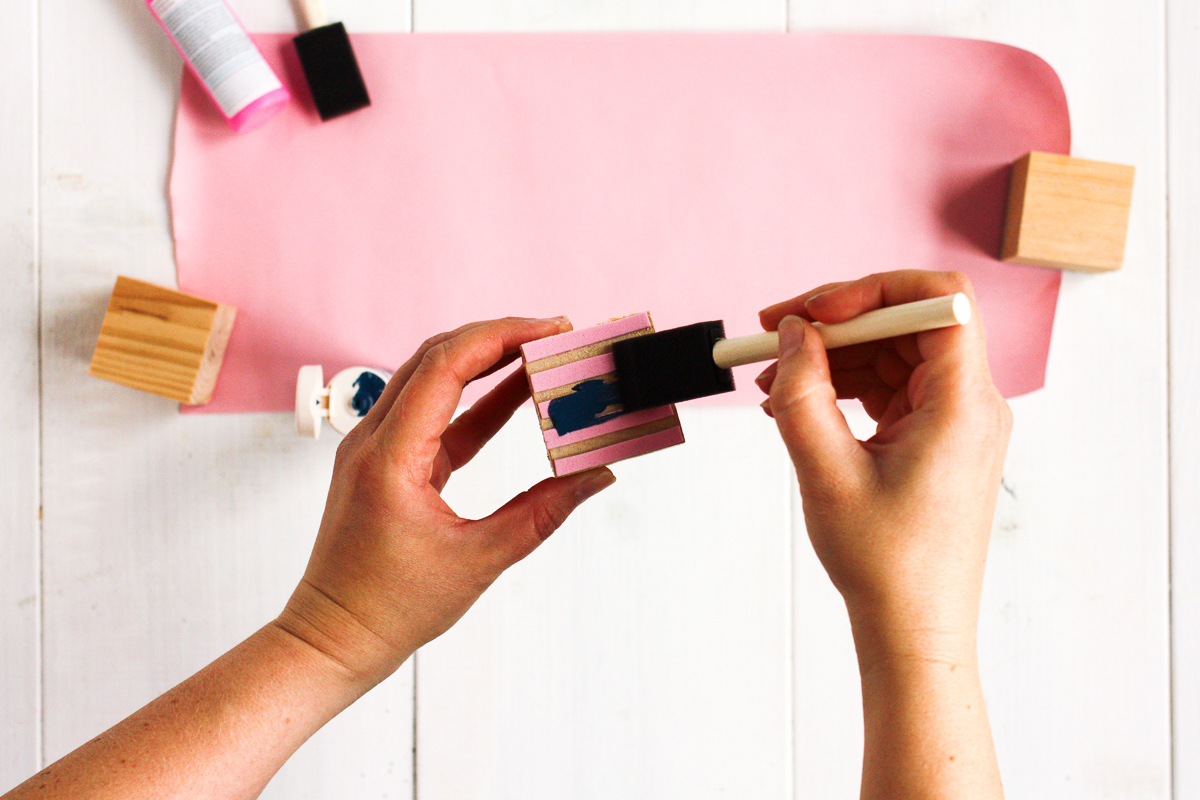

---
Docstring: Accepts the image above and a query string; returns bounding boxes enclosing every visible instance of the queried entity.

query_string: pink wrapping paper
[171,33,1069,412]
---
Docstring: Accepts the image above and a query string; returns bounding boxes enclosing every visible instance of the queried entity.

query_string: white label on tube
[151,0,282,118]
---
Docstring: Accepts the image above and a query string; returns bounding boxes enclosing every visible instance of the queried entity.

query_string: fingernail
[778,315,805,355]
[805,290,830,307]
[754,366,775,392]
[534,315,570,326]
[576,469,616,501]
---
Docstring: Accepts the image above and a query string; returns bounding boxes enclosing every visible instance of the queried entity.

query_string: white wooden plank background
[0,0,41,792]
[1,0,1190,798]
[425,409,794,798]
[414,0,784,31]
[34,0,413,797]
[1168,0,1200,795]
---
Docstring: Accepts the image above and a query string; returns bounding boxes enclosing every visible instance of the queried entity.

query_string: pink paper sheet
[171,33,1069,412]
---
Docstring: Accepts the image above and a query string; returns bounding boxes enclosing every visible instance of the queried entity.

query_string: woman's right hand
[757,270,1012,667]
[758,270,1010,799]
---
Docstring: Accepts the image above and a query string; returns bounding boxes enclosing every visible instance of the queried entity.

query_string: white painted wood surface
[32,0,413,797]
[425,408,794,798]
[1169,0,1200,796]
[1,0,1186,798]
[0,0,41,792]
[414,0,783,32]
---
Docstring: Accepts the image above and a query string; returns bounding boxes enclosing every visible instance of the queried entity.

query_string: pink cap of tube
[229,86,290,134]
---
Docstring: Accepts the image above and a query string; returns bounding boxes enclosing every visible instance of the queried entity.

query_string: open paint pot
[295,365,390,438]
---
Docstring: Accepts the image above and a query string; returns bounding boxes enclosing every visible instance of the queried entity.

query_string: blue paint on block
[548,379,624,435]
[350,371,387,416]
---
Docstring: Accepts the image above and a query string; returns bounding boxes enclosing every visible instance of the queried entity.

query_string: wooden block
[89,276,236,405]
[1001,151,1135,272]
[521,314,684,476]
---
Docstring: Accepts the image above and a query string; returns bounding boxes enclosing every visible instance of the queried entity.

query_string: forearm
[851,616,1003,800]
[5,622,371,800]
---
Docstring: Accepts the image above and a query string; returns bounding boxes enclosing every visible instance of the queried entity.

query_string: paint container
[147,0,289,133]
[296,366,391,438]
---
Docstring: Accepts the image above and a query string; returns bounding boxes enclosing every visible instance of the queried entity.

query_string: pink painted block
[553,425,686,476]
[525,313,681,474]
[541,405,676,450]
[520,313,651,363]
[528,352,616,394]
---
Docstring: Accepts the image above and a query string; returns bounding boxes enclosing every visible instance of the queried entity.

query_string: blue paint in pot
[350,371,386,416]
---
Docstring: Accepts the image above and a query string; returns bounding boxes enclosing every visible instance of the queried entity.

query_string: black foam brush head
[293,22,371,121]
[611,321,735,412]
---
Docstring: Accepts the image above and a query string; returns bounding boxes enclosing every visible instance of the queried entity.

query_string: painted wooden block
[89,276,236,405]
[521,313,685,476]
[1001,151,1135,272]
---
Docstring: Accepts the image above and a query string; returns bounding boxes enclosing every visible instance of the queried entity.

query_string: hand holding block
[1001,151,1135,272]
[521,314,684,477]
[89,276,236,405]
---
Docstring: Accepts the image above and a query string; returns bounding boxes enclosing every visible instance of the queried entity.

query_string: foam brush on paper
[293,0,370,120]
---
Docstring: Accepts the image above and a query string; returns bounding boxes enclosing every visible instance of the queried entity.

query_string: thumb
[481,468,616,567]
[769,316,863,497]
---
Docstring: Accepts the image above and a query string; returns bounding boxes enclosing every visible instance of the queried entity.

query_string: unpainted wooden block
[89,276,237,405]
[1001,151,1135,272]
[521,313,684,477]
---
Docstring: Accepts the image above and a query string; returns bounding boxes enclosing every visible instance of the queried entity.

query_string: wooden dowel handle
[711,332,782,369]
[711,293,972,369]
[296,0,329,30]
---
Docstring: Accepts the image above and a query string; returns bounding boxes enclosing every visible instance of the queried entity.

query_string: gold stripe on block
[548,415,681,461]
[524,327,652,374]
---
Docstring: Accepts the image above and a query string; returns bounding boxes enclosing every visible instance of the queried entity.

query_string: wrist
[274,580,415,695]
[845,596,980,680]
[850,613,1003,800]
[237,622,373,718]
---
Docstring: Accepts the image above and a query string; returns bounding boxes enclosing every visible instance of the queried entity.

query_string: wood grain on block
[1002,151,1135,272]
[89,276,236,405]
[521,314,683,476]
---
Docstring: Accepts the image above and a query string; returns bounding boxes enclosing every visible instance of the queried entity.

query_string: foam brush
[293,0,371,120]
[611,293,972,412]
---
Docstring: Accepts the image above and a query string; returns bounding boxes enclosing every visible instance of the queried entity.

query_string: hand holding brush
[759,270,1009,800]
[611,288,972,411]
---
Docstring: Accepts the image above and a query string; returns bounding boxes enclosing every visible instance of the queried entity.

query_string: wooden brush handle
[296,0,329,30]
[711,293,972,369]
